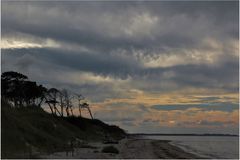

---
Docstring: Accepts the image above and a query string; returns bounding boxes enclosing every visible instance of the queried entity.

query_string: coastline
[40,138,202,159]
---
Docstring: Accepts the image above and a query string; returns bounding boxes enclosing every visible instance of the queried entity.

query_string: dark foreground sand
[40,138,201,159]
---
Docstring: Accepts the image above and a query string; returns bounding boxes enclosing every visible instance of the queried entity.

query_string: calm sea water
[143,135,239,159]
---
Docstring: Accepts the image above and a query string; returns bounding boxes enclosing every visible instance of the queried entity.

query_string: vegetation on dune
[1,71,93,118]
[1,71,126,158]
[1,100,125,158]
[1,71,47,107]
[101,146,119,154]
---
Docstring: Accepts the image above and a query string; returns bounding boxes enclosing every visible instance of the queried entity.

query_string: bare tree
[75,93,93,119]
[62,89,74,117]
[59,91,65,117]
[45,88,61,116]
[76,94,85,117]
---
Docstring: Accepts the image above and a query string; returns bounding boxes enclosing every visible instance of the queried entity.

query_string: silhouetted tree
[75,93,93,119]
[22,81,45,106]
[1,71,93,118]
[62,89,74,117]
[1,71,28,106]
[35,85,48,107]
[59,91,64,117]
[1,71,47,107]
[45,88,62,115]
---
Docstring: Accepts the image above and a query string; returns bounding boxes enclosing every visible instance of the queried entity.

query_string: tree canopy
[1,71,93,119]
[1,71,46,107]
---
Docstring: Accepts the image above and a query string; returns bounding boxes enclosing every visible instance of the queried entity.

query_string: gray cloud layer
[2,1,238,96]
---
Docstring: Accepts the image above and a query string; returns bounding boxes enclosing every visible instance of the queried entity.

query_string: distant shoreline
[128,133,239,137]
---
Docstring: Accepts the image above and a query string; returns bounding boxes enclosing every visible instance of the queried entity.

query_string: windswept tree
[45,88,62,115]
[22,81,48,106]
[75,93,93,119]
[1,71,28,106]
[1,71,47,107]
[59,91,64,117]
[2,71,94,118]
[35,85,48,107]
[76,94,84,117]
[62,89,74,117]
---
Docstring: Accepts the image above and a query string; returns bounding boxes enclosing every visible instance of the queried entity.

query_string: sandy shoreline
[40,138,202,159]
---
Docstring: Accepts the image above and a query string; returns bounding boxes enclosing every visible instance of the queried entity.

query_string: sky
[1,1,239,134]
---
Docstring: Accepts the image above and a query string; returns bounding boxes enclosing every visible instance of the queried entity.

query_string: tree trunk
[87,107,93,119]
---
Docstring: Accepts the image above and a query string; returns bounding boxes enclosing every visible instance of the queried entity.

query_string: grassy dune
[1,100,126,158]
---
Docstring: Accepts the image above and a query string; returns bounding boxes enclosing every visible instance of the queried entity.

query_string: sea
[143,135,239,159]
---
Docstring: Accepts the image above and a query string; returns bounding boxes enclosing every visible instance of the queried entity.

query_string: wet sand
[40,138,201,159]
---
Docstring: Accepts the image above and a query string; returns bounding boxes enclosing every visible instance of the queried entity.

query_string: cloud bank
[1,1,239,134]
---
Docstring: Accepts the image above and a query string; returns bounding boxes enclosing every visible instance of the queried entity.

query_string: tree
[1,71,28,81]
[1,71,47,107]
[1,71,28,106]
[75,93,93,119]
[1,71,94,118]
[35,85,48,107]
[45,88,62,115]
[22,81,46,106]
[62,89,74,117]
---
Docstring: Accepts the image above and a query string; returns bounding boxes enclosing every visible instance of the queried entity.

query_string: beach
[40,138,201,159]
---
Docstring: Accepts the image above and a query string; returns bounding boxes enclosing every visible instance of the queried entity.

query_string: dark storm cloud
[2,45,238,94]
[2,1,238,94]
[167,62,239,90]
[2,48,136,102]
[1,48,140,79]
[1,1,239,98]
[2,1,238,52]
[130,61,239,93]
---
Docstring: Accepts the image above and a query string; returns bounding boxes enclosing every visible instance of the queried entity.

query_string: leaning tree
[45,88,62,116]
[75,93,93,119]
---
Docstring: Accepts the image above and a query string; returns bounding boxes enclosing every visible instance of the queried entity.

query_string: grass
[1,100,125,158]
[101,146,119,154]
[79,144,98,149]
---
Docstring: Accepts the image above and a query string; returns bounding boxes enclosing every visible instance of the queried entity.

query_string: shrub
[79,144,97,149]
[101,146,119,154]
